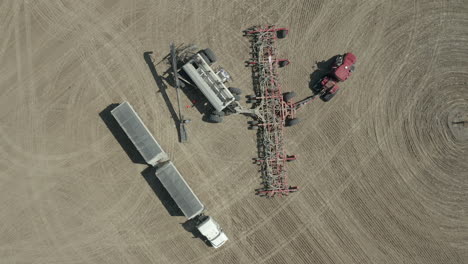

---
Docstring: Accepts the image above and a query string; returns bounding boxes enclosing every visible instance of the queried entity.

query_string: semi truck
[156,161,228,248]
[111,102,228,248]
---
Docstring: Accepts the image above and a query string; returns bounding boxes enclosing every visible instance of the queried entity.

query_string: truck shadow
[141,166,184,217]
[143,51,184,141]
[181,219,212,247]
[142,165,210,245]
[99,104,146,165]
[309,55,338,94]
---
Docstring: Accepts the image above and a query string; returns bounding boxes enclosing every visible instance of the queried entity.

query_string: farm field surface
[0,0,467,263]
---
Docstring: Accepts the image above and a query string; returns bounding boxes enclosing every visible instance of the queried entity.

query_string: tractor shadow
[99,104,146,165]
[309,55,338,94]
[141,166,184,217]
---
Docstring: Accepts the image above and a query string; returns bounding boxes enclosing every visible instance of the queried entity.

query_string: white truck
[156,161,228,248]
[196,216,229,248]
[180,48,245,123]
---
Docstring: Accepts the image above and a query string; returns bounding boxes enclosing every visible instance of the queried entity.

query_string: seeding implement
[244,25,299,197]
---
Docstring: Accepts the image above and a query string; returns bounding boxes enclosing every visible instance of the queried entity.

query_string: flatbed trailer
[111,102,168,166]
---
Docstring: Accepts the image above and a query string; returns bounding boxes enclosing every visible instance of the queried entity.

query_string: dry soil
[1,0,467,263]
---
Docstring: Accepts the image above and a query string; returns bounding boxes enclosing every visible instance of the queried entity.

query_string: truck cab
[196,216,228,248]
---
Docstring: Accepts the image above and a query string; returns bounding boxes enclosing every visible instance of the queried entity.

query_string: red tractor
[315,53,356,102]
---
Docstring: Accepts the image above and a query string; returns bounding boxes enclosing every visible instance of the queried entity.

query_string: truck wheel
[276,29,288,39]
[285,118,299,127]
[208,114,223,123]
[202,48,217,64]
[228,87,242,95]
[283,91,296,102]
[320,92,336,102]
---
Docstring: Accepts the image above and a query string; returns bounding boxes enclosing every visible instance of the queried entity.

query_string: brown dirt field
[1,0,467,263]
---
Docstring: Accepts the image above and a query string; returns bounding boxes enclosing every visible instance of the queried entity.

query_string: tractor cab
[332,53,356,82]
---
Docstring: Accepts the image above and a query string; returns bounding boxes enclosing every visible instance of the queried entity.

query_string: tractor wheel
[228,87,242,95]
[276,29,288,39]
[248,120,259,125]
[285,118,300,127]
[283,91,296,102]
[202,48,217,64]
[208,114,223,123]
[234,94,241,101]
[278,60,290,68]
[248,125,259,130]
[320,92,336,102]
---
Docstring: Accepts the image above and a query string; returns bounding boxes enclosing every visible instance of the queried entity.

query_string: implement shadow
[143,51,182,141]
[99,104,146,165]
[309,55,338,94]
[141,166,184,217]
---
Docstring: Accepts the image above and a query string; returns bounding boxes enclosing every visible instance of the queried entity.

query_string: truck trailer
[111,102,168,166]
[155,161,204,220]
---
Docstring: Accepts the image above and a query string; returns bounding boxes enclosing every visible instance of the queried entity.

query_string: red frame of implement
[244,25,298,197]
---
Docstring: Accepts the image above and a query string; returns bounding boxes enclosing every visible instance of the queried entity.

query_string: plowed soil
[1,0,467,263]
